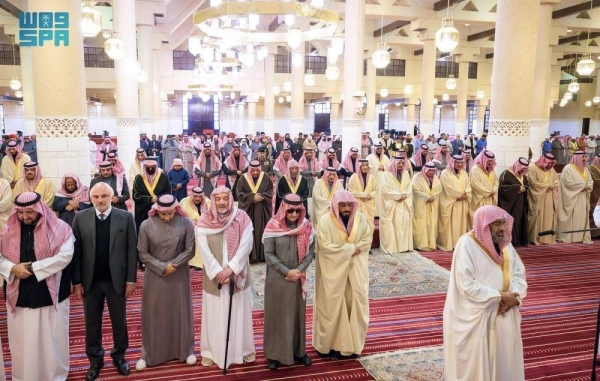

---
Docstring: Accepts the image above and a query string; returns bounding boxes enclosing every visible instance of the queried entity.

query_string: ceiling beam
[0,0,21,18]
[552,0,600,19]
[433,0,465,12]
[467,28,495,42]
[373,20,410,38]
[558,31,600,44]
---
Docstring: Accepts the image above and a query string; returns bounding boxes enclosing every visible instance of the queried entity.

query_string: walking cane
[537,228,600,237]
[218,281,235,375]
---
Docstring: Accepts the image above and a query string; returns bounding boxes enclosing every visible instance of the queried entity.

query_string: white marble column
[365,57,377,135]
[487,0,540,171]
[475,101,487,135]
[137,24,155,136]
[114,0,140,171]
[331,101,340,135]
[236,103,245,136]
[530,0,560,158]
[153,49,164,134]
[247,100,257,136]
[264,54,275,138]
[420,39,436,136]
[29,0,90,187]
[341,0,365,156]
[406,102,416,134]
[20,46,35,136]
[291,44,305,137]
[455,61,469,137]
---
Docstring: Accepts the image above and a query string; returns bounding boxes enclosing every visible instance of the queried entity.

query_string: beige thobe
[412,173,442,251]
[526,165,558,245]
[469,165,498,218]
[437,169,471,251]
[366,153,391,216]
[313,211,372,356]
[347,173,377,233]
[312,179,343,230]
[379,171,413,254]
[556,164,593,243]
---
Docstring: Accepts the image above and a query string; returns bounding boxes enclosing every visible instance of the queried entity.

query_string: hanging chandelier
[194,1,340,50]
[404,83,413,95]
[593,96,600,104]
[105,31,125,60]
[9,77,21,91]
[476,90,485,99]
[188,36,203,56]
[442,93,450,101]
[81,1,103,38]
[278,96,284,103]
[436,18,459,53]
[567,79,580,93]
[563,92,573,100]
[576,53,596,76]
[283,78,292,92]
[273,86,281,95]
[304,70,315,86]
[380,88,388,97]
[446,75,457,90]
[286,95,292,102]
[586,100,593,107]
[331,36,344,55]
[325,64,339,80]
[14,90,22,98]
[327,46,339,64]
[372,43,390,69]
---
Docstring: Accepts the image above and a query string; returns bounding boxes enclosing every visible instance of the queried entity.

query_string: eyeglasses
[286,208,302,214]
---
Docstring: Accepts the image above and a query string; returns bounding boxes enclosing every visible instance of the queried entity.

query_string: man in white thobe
[0,191,74,381]
[196,186,256,369]
[347,159,377,233]
[444,205,527,381]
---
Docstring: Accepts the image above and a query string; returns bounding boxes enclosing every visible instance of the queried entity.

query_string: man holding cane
[195,187,256,369]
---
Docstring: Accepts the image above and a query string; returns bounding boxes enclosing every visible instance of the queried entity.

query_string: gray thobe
[263,234,315,365]
[137,214,195,366]
[162,142,179,170]
[195,158,221,197]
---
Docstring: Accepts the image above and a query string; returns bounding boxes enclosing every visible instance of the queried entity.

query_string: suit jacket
[71,207,137,294]
[147,140,162,157]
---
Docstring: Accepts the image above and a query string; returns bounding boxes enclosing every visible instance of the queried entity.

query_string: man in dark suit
[90,161,129,210]
[72,182,138,381]
[147,134,163,168]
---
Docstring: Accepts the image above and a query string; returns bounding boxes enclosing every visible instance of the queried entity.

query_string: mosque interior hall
[0,0,595,380]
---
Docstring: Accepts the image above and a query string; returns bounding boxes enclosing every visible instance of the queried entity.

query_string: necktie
[99,214,105,221]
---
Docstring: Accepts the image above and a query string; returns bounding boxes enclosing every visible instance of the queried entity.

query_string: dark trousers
[83,279,129,365]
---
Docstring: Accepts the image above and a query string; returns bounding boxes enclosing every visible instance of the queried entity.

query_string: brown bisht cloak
[237,172,273,262]
[498,170,529,247]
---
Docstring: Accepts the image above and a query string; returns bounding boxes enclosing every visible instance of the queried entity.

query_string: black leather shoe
[85,361,104,381]
[329,350,342,360]
[316,350,330,358]
[113,359,131,376]
[267,359,279,370]
[294,355,312,366]
[139,263,146,272]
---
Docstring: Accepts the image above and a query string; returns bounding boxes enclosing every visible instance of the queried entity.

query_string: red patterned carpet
[422,243,600,380]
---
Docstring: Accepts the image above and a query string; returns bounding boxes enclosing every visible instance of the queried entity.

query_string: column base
[117,117,140,171]
[290,119,304,138]
[263,119,274,139]
[529,119,549,159]
[36,117,90,187]
[487,119,531,171]
[419,119,434,137]
[139,118,155,137]
[454,120,467,138]
[341,119,362,158]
